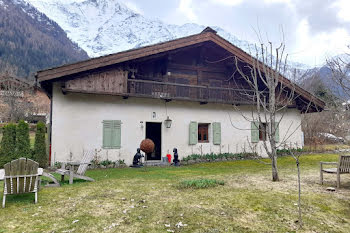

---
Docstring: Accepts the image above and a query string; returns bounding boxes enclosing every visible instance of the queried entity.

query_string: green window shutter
[275,122,279,143]
[213,122,221,145]
[251,121,259,143]
[189,121,198,145]
[111,120,121,149]
[103,120,121,149]
[103,120,113,148]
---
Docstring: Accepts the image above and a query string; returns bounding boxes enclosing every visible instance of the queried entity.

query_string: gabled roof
[36,27,325,110]
[0,74,34,87]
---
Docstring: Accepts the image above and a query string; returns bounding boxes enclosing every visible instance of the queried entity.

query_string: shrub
[100,159,113,166]
[0,123,17,168]
[182,152,257,162]
[276,148,304,156]
[54,161,62,168]
[116,159,125,165]
[33,122,47,167]
[16,120,31,158]
[178,179,225,189]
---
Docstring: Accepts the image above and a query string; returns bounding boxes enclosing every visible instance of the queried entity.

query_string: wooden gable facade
[37,27,325,112]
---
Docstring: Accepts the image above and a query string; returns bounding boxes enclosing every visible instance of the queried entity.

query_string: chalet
[0,74,49,123]
[36,27,325,165]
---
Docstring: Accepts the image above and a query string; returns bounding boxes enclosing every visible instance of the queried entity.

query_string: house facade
[37,27,325,165]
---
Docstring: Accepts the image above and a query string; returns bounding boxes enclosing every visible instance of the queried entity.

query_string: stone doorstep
[144,161,170,167]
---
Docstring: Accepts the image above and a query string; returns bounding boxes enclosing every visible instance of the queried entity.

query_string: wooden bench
[2,158,40,208]
[320,155,350,188]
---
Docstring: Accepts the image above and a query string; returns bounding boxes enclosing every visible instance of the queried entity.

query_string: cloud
[178,0,197,22]
[131,0,350,66]
[208,0,243,6]
[335,0,350,22]
[123,1,144,14]
[291,0,346,34]
[291,19,350,66]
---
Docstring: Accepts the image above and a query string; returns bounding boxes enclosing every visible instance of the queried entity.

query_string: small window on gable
[259,123,267,141]
[198,123,209,143]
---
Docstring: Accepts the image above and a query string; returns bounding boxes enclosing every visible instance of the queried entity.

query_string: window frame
[198,123,209,143]
[259,122,267,141]
[102,120,121,149]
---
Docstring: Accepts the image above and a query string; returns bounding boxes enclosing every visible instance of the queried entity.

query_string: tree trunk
[296,158,303,227]
[271,153,279,181]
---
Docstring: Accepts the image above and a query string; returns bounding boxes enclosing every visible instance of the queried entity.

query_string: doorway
[145,122,162,160]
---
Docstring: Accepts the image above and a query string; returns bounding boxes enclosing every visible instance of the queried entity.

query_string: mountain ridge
[25,0,309,72]
[0,0,89,78]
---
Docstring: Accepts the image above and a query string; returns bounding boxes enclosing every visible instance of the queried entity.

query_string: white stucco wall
[51,84,303,165]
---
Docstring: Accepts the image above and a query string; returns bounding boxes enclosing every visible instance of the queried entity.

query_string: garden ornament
[173,148,180,166]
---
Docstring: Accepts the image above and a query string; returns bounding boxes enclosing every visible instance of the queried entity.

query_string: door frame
[145,121,162,161]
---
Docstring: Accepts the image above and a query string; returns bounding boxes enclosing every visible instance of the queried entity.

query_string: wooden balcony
[63,77,258,105]
[127,79,257,105]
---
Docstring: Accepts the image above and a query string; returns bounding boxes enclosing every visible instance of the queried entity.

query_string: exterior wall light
[164,116,172,128]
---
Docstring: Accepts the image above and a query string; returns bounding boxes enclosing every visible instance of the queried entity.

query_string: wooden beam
[168,63,225,73]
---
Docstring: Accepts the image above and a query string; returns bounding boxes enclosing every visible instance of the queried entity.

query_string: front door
[145,122,162,160]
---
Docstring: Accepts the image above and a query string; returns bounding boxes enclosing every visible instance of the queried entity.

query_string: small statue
[173,148,180,166]
[132,148,144,167]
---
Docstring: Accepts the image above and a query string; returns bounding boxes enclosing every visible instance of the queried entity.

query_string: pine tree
[33,122,47,167]
[16,120,31,158]
[0,123,17,168]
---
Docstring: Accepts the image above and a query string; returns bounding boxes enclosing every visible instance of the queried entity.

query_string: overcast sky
[122,0,350,67]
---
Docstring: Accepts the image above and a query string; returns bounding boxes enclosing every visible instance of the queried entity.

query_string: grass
[1,153,350,232]
[178,178,225,189]
[303,143,350,151]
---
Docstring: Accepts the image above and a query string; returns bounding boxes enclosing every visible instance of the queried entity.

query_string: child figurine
[173,148,180,166]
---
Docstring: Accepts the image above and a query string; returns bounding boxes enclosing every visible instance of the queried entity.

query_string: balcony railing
[127,79,257,104]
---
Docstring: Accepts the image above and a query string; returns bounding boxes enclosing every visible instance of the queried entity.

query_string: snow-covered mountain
[23,1,304,67]
[25,0,257,59]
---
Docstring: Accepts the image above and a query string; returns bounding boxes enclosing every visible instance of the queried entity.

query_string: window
[259,123,267,141]
[198,124,209,143]
[251,121,279,143]
[102,120,121,149]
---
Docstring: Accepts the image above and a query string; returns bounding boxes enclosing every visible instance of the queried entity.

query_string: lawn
[1,153,350,232]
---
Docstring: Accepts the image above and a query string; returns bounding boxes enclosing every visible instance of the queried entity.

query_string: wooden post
[69,164,74,185]
[320,162,323,185]
[2,194,6,208]
[337,155,341,188]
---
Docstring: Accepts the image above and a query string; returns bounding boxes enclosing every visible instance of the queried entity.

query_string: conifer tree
[0,123,16,168]
[33,122,47,167]
[16,120,31,158]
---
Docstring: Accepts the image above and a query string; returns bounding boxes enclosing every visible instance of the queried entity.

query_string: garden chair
[320,155,350,188]
[2,158,40,208]
[55,150,95,184]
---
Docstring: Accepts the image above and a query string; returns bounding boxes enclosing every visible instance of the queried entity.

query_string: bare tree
[227,41,314,229]
[229,40,303,181]
[0,74,34,122]
[327,51,350,101]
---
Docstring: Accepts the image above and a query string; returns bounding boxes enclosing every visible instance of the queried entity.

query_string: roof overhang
[36,27,325,111]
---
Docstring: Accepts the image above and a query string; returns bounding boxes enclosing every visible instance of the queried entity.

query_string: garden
[1,153,350,232]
